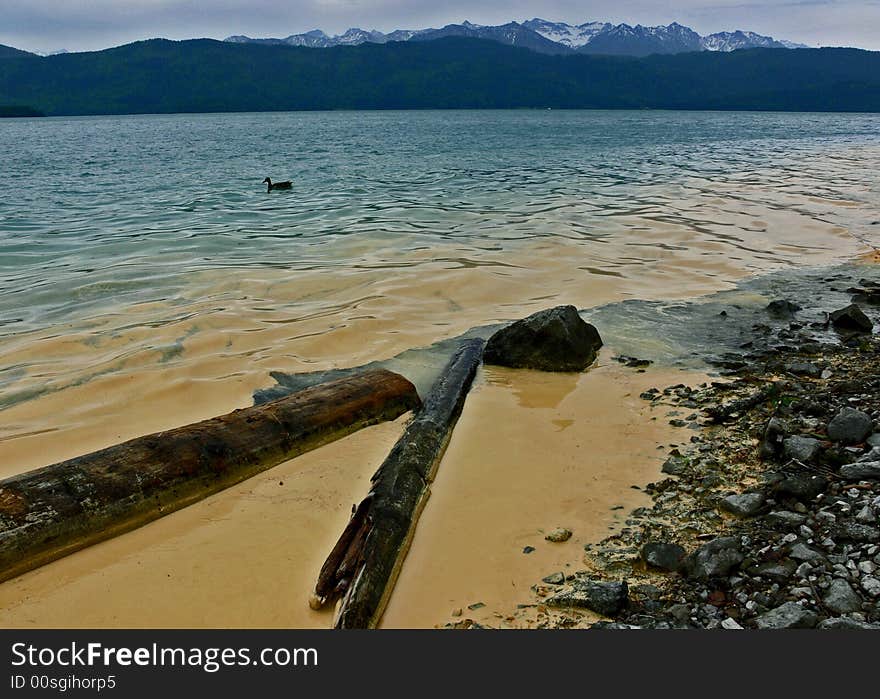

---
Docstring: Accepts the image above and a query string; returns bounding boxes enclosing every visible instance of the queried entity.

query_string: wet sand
[0,351,704,628]
[0,416,408,628]
[381,361,706,628]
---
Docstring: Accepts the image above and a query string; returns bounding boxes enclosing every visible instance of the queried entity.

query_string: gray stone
[861,576,880,598]
[783,362,821,378]
[868,434,880,448]
[783,436,822,463]
[542,572,565,585]
[684,537,743,580]
[641,542,687,572]
[754,560,797,582]
[661,454,689,476]
[667,603,691,624]
[773,473,828,501]
[760,417,787,460]
[766,299,801,319]
[830,304,873,334]
[835,522,880,542]
[720,492,765,517]
[818,617,880,630]
[545,580,629,616]
[822,579,863,615]
[483,305,602,372]
[721,618,744,630]
[856,505,877,524]
[755,602,818,629]
[788,542,826,563]
[766,511,807,528]
[827,407,874,445]
[840,461,880,480]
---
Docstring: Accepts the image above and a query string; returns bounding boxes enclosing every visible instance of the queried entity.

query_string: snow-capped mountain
[224,18,807,57]
[701,30,791,51]
[520,19,611,48]
[409,21,573,54]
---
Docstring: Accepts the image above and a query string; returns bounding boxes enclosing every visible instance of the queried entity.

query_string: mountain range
[225,18,808,56]
[1,37,877,116]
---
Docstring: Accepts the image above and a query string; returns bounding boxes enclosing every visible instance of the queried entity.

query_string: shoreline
[480,260,880,630]
[0,257,878,627]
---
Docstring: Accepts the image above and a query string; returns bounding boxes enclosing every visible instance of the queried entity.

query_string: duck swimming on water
[263,177,292,192]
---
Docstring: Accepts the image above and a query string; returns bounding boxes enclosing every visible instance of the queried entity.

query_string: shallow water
[1,110,879,472]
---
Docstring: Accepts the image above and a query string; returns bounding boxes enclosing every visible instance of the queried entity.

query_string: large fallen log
[312,339,484,628]
[0,369,420,584]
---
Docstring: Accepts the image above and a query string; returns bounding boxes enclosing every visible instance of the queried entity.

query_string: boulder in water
[483,305,602,372]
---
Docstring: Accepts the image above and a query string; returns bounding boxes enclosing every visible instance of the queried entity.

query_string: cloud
[0,0,877,53]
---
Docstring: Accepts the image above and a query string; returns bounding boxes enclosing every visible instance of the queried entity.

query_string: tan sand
[0,353,704,628]
[0,416,408,628]
[381,361,707,628]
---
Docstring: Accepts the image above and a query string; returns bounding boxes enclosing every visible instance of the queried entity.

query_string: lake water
[0,110,879,471]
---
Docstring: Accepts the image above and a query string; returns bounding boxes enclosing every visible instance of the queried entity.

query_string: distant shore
[0,105,44,118]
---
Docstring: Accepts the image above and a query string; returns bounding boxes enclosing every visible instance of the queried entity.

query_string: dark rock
[834,521,880,542]
[667,603,691,624]
[522,546,536,554]
[827,407,874,445]
[818,617,880,630]
[720,492,765,517]
[766,300,801,319]
[483,305,602,372]
[753,559,797,582]
[822,579,862,615]
[641,542,687,572]
[788,542,826,563]
[545,580,629,616]
[772,473,828,501]
[766,510,807,528]
[830,304,873,334]
[589,621,642,629]
[542,572,565,585]
[684,537,743,580]
[760,417,787,460]
[661,454,689,476]
[783,436,822,463]
[839,461,880,480]
[783,362,821,378]
[755,602,818,629]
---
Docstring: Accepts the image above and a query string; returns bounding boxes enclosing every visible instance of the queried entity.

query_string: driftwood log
[312,339,484,628]
[0,369,420,584]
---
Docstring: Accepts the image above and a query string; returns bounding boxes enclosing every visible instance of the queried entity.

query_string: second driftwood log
[0,369,420,584]
[312,339,484,628]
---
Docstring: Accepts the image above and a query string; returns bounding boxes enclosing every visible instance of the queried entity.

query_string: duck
[263,177,292,192]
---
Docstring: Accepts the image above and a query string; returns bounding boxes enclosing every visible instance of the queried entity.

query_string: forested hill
[0,37,878,115]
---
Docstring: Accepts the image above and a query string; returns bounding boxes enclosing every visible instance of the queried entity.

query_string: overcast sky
[2,1,879,54]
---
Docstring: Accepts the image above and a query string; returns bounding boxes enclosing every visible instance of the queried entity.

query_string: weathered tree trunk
[312,339,484,628]
[0,369,420,584]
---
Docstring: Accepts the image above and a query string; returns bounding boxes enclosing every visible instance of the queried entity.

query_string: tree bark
[0,369,420,584]
[311,339,484,628]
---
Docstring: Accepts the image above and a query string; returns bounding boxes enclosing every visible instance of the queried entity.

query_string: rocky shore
[541,274,880,629]
[447,266,880,630]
